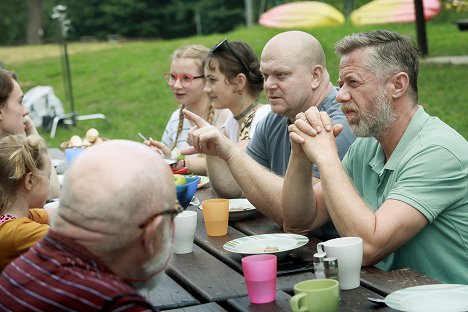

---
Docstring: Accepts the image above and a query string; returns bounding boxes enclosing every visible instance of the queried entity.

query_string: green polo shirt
[342,106,468,284]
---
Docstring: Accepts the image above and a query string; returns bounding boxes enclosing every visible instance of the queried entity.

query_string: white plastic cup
[173,210,197,254]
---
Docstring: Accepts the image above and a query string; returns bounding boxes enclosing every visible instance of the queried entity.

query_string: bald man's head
[57,140,175,245]
[262,31,326,69]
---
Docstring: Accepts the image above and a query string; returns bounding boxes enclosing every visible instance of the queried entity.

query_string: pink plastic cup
[241,254,277,304]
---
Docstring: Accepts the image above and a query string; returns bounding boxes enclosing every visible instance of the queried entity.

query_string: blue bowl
[176,176,201,209]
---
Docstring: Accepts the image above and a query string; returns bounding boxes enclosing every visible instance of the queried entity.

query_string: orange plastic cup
[202,199,229,236]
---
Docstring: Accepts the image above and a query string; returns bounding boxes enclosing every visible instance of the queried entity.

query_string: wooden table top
[143,186,441,311]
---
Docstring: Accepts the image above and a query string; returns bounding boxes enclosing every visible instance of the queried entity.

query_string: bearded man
[282,30,468,284]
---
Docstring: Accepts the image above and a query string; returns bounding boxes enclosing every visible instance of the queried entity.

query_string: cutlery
[189,197,200,207]
[367,297,387,307]
[137,132,148,142]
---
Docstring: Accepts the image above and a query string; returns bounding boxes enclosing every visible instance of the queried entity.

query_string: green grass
[1,20,467,148]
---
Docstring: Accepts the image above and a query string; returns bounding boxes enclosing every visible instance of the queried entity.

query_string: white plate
[229,198,257,220]
[51,159,65,167]
[223,233,309,259]
[164,157,177,165]
[385,284,468,312]
[198,198,257,220]
[197,176,210,189]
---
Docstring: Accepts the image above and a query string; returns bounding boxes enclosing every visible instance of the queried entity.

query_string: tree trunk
[26,0,43,44]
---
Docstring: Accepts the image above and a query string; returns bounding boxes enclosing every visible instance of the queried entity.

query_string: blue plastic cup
[65,147,84,167]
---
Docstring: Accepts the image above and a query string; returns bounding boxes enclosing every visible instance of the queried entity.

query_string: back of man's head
[55,140,175,255]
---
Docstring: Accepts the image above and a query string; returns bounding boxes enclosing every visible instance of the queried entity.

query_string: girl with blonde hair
[0,134,55,270]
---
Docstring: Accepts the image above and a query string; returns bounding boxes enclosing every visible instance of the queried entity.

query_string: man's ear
[23,172,35,191]
[142,215,165,256]
[390,72,409,99]
[311,65,324,90]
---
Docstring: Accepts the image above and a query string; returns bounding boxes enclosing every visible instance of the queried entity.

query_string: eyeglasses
[138,201,183,229]
[210,38,250,74]
[164,72,204,87]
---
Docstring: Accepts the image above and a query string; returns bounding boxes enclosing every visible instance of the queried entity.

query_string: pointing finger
[182,109,210,128]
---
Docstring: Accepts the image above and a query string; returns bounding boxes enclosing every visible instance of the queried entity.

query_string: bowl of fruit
[174,175,201,209]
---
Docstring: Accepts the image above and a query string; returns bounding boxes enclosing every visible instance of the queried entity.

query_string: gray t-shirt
[247,88,355,177]
[246,88,355,239]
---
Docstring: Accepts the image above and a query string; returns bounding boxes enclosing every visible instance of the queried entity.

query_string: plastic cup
[65,147,84,167]
[173,210,197,254]
[317,237,363,290]
[242,254,277,304]
[201,199,229,236]
[290,279,339,312]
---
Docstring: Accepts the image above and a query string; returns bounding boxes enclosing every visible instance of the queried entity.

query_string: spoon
[367,297,387,307]
[189,197,200,207]
[137,132,148,142]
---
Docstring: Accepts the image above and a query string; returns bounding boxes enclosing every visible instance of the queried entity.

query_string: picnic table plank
[339,286,396,311]
[165,302,226,311]
[167,244,248,303]
[139,273,199,310]
[360,266,442,296]
[226,288,396,312]
[226,291,291,312]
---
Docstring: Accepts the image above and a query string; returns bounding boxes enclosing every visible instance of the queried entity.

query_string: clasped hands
[288,107,343,164]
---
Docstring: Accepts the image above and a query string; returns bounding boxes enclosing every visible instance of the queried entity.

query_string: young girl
[204,39,270,150]
[0,134,54,270]
[146,45,229,175]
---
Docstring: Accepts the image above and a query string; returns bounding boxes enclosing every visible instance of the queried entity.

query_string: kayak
[259,1,344,29]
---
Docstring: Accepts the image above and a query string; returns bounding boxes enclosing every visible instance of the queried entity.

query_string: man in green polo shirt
[282,30,467,284]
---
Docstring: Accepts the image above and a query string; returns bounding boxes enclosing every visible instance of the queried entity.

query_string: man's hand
[182,109,235,161]
[288,107,343,164]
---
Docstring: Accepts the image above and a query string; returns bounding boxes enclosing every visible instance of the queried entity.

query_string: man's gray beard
[133,270,165,291]
[348,90,395,137]
[133,230,174,292]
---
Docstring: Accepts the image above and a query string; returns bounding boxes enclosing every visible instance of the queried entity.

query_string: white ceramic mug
[317,237,363,290]
[173,210,197,254]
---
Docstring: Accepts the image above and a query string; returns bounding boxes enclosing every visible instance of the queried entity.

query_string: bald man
[0,140,177,310]
[182,31,355,237]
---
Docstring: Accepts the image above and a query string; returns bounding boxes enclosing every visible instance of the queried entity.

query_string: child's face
[28,156,52,208]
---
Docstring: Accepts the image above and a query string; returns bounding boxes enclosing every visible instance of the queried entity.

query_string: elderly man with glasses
[183,31,355,238]
[0,140,177,310]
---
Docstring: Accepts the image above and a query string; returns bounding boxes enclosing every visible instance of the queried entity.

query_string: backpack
[23,86,65,131]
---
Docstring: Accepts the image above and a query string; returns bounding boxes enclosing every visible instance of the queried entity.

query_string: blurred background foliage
[0,0,466,46]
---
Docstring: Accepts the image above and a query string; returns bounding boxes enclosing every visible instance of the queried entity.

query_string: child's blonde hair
[0,134,48,213]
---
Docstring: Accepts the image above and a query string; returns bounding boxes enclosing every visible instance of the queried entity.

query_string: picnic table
[48,150,441,311]
[143,186,441,311]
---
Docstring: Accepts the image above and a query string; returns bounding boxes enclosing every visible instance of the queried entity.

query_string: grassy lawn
[1,20,467,148]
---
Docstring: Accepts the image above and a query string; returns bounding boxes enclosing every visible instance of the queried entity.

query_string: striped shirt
[0,230,157,311]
